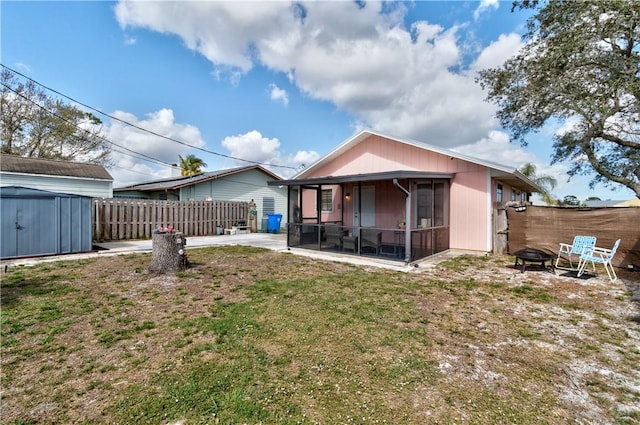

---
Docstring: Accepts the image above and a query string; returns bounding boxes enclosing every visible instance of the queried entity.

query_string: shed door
[2,198,57,258]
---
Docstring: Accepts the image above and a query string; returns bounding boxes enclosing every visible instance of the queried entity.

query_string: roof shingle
[0,155,113,180]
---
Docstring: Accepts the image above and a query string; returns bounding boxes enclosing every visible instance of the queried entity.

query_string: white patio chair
[577,239,621,282]
[555,235,596,270]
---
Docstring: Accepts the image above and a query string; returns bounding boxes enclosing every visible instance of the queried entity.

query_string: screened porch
[271,171,452,263]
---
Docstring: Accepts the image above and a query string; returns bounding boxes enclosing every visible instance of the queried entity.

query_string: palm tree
[519,163,557,205]
[179,154,207,176]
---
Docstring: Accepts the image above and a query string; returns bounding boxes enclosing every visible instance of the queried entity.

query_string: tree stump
[148,232,187,273]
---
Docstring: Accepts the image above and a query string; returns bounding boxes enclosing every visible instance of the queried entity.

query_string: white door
[354,186,375,227]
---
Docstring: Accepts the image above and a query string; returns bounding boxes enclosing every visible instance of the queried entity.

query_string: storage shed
[1,186,93,259]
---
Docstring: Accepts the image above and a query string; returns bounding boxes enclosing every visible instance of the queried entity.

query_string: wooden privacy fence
[93,198,248,241]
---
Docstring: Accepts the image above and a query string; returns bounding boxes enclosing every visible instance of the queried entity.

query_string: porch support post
[393,179,411,263]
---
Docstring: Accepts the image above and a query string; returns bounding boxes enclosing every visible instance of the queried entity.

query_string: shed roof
[114,164,282,192]
[294,130,544,194]
[0,155,113,181]
[0,186,91,198]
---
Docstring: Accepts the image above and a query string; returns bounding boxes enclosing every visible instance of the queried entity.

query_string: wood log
[148,232,187,273]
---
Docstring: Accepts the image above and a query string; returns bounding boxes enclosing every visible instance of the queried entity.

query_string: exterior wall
[303,135,495,252]
[113,190,180,200]
[340,180,406,228]
[310,135,462,176]
[0,172,113,198]
[449,168,491,252]
[302,185,353,223]
[181,169,287,228]
[113,190,148,199]
[115,169,287,230]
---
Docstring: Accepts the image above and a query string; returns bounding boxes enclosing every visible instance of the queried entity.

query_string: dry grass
[1,246,639,424]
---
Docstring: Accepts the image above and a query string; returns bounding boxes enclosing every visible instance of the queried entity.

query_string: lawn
[1,246,639,424]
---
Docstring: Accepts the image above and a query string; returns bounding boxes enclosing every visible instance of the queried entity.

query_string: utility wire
[1,82,175,169]
[1,64,298,170]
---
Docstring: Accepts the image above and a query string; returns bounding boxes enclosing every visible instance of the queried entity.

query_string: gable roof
[0,155,113,181]
[114,164,282,192]
[295,130,544,194]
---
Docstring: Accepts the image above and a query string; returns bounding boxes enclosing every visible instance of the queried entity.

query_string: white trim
[0,171,112,182]
[295,130,543,193]
[486,170,492,252]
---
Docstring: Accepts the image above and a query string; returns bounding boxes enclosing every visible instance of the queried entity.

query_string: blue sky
[2,0,634,201]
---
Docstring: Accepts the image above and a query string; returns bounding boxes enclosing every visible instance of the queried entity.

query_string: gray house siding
[0,172,113,198]
[112,166,288,231]
[180,169,288,228]
[114,189,179,200]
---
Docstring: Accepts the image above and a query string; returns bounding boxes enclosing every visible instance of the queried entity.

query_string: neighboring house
[0,155,113,198]
[114,164,287,227]
[270,130,543,263]
[584,199,640,208]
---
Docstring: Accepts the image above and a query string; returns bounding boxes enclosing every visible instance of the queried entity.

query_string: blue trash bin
[267,213,282,234]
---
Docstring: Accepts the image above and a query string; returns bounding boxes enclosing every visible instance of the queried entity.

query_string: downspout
[393,179,411,263]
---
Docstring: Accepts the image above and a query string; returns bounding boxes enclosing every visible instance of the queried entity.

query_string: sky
[1,0,635,202]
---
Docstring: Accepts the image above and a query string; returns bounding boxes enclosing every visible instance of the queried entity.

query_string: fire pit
[513,248,555,273]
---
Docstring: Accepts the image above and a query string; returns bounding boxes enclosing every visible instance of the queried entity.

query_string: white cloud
[114,1,519,148]
[471,33,523,71]
[452,130,579,200]
[105,108,206,187]
[220,130,318,177]
[473,0,499,21]
[14,62,32,73]
[269,83,288,106]
[115,1,293,73]
[453,130,536,168]
[221,130,281,164]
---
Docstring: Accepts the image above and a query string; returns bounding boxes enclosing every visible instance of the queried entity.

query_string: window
[321,189,333,212]
[496,183,503,202]
[511,190,518,201]
[263,196,275,215]
[521,192,528,203]
[416,180,448,227]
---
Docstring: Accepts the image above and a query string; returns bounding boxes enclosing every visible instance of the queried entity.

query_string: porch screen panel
[434,181,447,226]
[416,183,433,228]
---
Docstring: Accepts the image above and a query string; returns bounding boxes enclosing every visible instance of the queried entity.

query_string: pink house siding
[304,135,495,251]
[311,135,463,176]
[449,168,491,252]
[282,130,541,260]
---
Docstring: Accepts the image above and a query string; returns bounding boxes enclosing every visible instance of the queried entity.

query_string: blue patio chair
[555,235,596,270]
[577,239,621,282]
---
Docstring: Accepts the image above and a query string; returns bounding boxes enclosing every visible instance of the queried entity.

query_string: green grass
[1,246,638,424]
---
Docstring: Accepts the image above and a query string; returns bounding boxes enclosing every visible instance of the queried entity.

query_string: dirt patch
[1,247,638,424]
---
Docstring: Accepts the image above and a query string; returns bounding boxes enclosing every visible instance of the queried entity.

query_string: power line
[1,64,298,170]
[1,82,175,169]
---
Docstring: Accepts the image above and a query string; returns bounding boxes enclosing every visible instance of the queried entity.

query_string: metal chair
[555,235,596,270]
[324,225,343,250]
[361,228,382,254]
[577,239,621,282]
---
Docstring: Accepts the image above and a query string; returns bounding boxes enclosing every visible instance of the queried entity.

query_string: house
[270,130,543,263]
[114,164,287,229]
[0,155,113,198]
